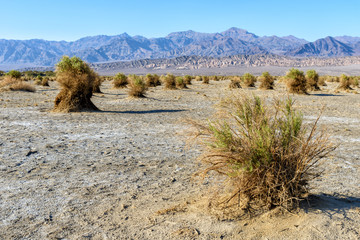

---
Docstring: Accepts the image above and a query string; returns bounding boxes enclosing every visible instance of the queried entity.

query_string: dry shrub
[305,70,320,91]
[212,75,219,81]
[0,76,36,92]
[286,68,307,94]
[337,74,352,91]
[202,76,210,84]
[184,75,192,85]
[229,77,242,89]
[113,73,128,88]
[350,76,359,88]
[92,74,102,93]
[258,72,274,90]
[53,56,99,112]
[325,75,339,83]
[243,73,256,87]
[195,76,203,82]
[176,77,187,89]
[145,73,161,87]
[128,74,147,97]
[41,77,50,86]
[163,73,177,90]
[318,76,327,86]
[189,95,335,219]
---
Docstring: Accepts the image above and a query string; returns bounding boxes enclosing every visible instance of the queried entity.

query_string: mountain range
[1,27,360,68]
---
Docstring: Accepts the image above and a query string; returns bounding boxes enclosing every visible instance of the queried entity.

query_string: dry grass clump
[0,76,36,92]
[189,94,335,218]
[184,75,192,85]
[337,74,353,91]
[113,73,128,88]
[350,76,359,88]
[318,76,327,86]
[145,74,161,87]
[202,76,210,84]
[325,75,339,83]
[242,73,256,87]
[286,68,307,94]
[175,77,188,89]
[128,74,147,97]
[163,74,177,90]
[195,76,203,82]
[305,70,320,91]
[258,72,274,90]
[53,56,99,112]
[229,76,242,89]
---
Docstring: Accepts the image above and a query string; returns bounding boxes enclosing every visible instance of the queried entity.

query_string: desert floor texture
[1,79,360,239]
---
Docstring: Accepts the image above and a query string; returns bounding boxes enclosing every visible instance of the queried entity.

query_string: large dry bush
[163,73,177,90]
[113,73,128,88]
[286,68,307,94]
[189,95,335,218]
[242,73,256,87]
[128,74,147,97]
[305,70,320,91]
[258,72,274,90]
[53,56,99,112]
[337,74,352,91]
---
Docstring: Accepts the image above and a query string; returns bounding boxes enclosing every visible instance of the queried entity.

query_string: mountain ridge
[1,27,360,68]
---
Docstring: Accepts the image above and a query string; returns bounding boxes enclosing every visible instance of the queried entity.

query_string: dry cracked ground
[1,79,360,239]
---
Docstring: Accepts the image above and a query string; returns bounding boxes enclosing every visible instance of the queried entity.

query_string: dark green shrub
[6,70,21,79]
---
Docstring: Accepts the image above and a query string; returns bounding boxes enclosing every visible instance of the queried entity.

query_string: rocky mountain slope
[1,28,360,68]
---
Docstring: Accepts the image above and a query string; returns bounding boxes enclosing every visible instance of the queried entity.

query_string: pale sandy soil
[0,79,360,239]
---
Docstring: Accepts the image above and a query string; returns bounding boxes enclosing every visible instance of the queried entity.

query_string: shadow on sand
[302,193,360,219]
[310,93,344,97]
[101,109,186,114]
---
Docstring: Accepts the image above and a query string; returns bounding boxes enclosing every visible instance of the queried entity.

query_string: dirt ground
[1,78,360,239]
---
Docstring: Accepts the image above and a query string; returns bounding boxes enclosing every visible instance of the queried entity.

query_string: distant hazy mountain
[288,36,355,57]
[0,27,360,68]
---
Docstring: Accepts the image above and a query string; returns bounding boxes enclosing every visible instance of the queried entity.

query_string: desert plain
[1,76,360,239]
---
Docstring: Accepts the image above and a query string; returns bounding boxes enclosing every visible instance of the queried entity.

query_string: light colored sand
[0,79,359,239]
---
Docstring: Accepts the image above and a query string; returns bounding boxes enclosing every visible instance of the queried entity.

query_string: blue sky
[1,0,359,42]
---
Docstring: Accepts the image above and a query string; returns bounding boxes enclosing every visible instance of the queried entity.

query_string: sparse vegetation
[337,74,352,91]
[202,76,210,84]
[113,73,128,88]
[184,75,192,85]
[163,74,177,90]
[258,72,274,90]
[53,56,99,112]
[128,74,147,97]
[190,94,335,218]
[175,76,187,89]
[229,76,242,89]
[286,68,307,94]
[305,70,320,91]
[6,70,22,79]
[0,76,36,92]
[242,73,256,87]
[145,74,161,87]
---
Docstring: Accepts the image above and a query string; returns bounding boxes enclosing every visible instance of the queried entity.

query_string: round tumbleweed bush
[258,72,274,90]
[53,56,99,112]
[189,94,335,218]
[286,68,307,94]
